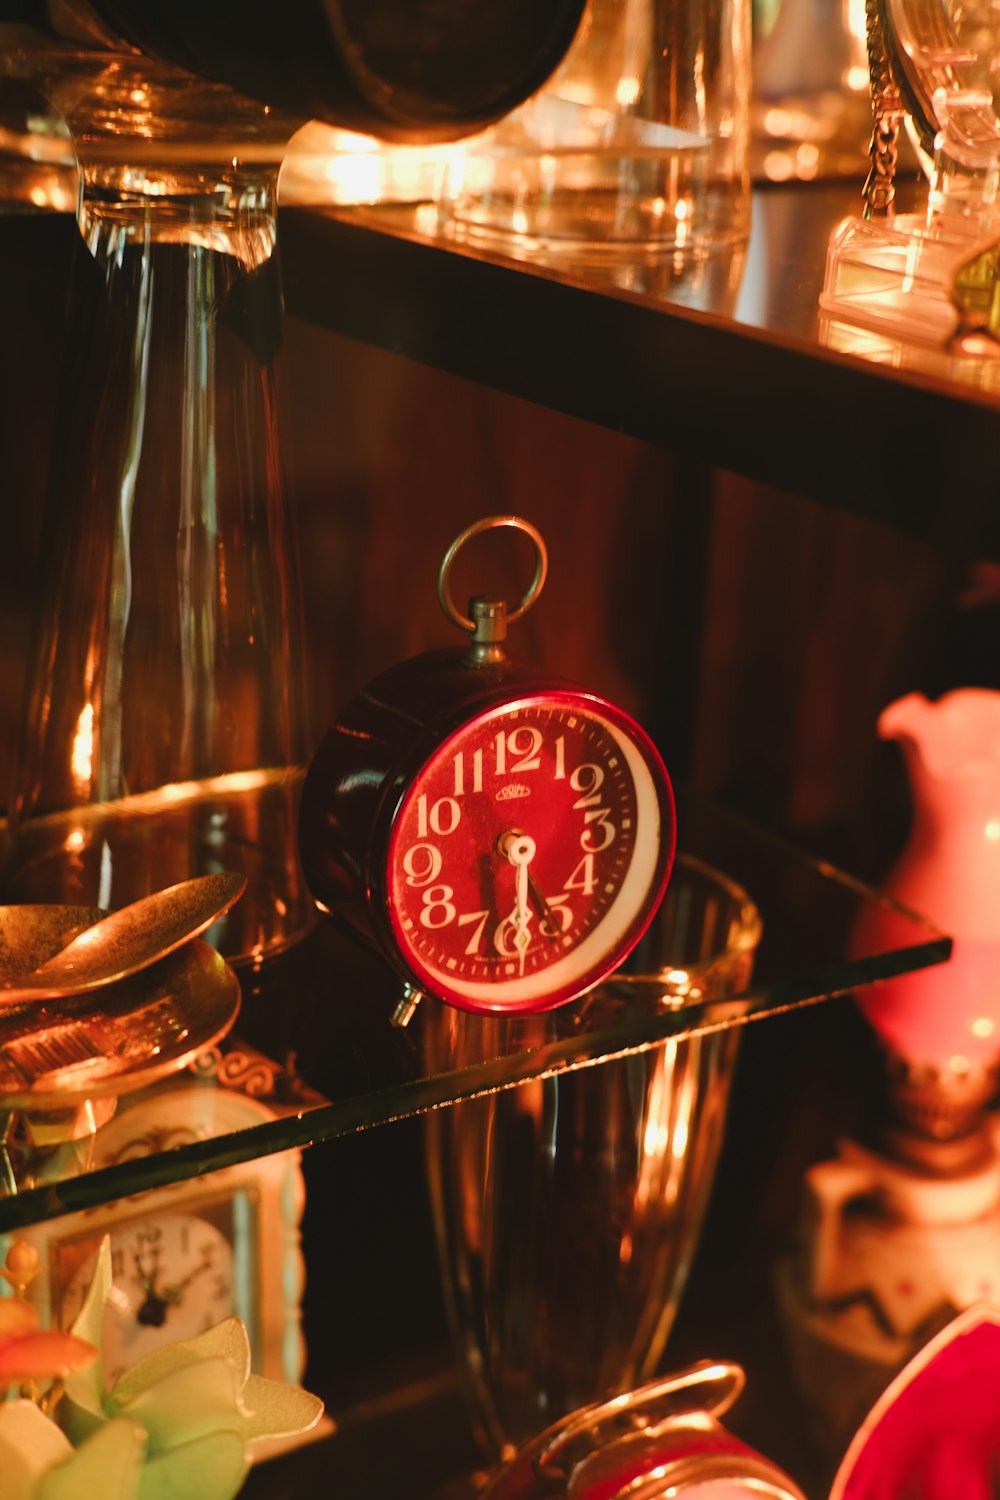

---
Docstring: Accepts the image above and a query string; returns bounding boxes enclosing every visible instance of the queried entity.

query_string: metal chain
[863,0,905,218]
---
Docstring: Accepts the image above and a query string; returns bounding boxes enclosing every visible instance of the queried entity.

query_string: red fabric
[832,1309,1000,1500]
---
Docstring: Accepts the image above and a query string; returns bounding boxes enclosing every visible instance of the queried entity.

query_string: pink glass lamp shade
[852,690,1000,1138]
[779,694,1000,1461]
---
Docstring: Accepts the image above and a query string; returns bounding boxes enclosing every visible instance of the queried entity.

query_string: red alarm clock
[298,516,675,1024]
[478,1364,807,1500]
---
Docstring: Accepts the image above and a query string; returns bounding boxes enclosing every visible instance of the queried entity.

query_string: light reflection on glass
[71,704,94,798]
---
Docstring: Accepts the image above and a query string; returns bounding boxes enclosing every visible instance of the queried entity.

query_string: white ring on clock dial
[385,696,669,1010]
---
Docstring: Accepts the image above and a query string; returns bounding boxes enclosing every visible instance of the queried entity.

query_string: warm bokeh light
[616,76,641,107]
[70,703,94,798]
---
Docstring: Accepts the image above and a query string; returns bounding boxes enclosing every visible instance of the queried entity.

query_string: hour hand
[498,831,536,973]
[133,1248,168,1327]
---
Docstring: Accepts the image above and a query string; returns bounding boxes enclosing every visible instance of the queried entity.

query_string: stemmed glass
[421,854,762,1458]
[821,0,1000,346]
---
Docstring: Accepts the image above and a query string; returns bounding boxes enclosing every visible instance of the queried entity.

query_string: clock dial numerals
[387,696,668,1012]
[58,1211,237,1388]
[415,796,461,838]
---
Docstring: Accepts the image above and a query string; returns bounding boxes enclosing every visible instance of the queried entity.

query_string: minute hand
[526,871,561,936]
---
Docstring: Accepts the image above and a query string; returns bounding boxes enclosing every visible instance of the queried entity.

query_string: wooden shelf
[280,181,1000,556]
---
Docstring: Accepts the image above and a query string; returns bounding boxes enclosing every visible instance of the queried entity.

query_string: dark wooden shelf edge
[279,201,1000,557]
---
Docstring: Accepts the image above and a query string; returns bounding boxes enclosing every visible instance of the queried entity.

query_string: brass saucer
[0,903,106,985]
[0,938,241,1111]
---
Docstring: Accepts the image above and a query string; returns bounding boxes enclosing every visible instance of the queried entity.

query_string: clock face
[56,1209,239,1388]
[383,692,673,1013]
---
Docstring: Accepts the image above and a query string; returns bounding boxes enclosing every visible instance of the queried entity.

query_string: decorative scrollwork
[215,1051,279,1096]
[188,1044,307,1104]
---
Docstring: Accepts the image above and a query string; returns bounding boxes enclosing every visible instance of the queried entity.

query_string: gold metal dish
[0,875,246,1001]
[0,904,106,987]
[0,937,241,1111]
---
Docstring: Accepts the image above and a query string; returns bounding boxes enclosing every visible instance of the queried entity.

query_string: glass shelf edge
[0,930,950,1235]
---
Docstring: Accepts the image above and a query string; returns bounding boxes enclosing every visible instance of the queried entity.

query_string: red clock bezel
[368,688,676,1015]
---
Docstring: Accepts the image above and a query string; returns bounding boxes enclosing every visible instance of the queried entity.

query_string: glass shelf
[0,793,948,1234]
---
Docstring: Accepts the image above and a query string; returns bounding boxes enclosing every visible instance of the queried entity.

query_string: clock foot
[391,985,425,1028]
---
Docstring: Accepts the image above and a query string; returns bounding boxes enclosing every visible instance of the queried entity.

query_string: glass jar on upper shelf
[435,0,752,259]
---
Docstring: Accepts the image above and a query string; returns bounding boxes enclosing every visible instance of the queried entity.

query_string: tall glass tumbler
[437,0,752,256]
[422,854,762,1458]
[2,53,314,964]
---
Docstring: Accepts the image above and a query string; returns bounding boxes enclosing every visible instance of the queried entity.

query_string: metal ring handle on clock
[535,1362,746,1481]
[437,514,548,634]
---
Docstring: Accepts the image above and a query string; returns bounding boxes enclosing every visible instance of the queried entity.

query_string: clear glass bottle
[3,51,314,965]
[437,0,752,258]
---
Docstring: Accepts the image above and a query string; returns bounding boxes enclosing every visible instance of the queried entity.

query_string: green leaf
[109,1356,244,1450]
[59,1390,106,1449]
[238,1375,324,1444]
[65,1236,111,1414]
[111,1319,250,1407]
[136,1430,247,1500]
[37,1417,146,1500]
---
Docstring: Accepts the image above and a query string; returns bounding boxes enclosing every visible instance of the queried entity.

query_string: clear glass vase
[2,52,313,965]
[421,854,762,1458]
[436,0,751,258]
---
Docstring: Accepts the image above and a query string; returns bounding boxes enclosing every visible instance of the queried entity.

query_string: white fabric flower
[59,1238,323,1500]
[0,1398,145,1500]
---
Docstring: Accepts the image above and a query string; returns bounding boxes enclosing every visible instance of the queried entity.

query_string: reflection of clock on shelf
[4,1056,310,1388]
